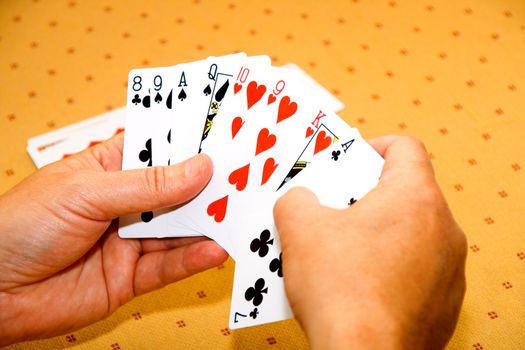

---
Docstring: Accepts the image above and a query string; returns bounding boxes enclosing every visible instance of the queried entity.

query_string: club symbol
[132,94,141,105]
[249,308,259,319]
[250,229,274,257]
[203,84,212,96]
[138,139,152,166]
[141,211,153,222]
[331,150,341,161]
[269,253,283,278]
[348,198,357,206]
[154,92,162,103]
[244,278,268,306]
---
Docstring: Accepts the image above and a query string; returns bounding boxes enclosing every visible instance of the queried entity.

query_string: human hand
[274,136,467,350]
[0,133,227,346]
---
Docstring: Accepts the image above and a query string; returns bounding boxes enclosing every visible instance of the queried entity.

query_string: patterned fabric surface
[1,0,524,349]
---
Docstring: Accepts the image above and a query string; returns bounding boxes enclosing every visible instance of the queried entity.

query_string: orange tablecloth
[1,0,524,349]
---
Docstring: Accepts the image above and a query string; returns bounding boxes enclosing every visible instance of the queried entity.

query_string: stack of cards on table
[27,53,384,330]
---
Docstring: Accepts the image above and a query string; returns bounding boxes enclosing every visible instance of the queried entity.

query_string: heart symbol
[207,195,229,223]
[247,81,267,110]
[228,163,250,191]
[267,94,276,105]
[261,158,278,186]
[305,126,314,138]
[231,116,244,139]
[314,130,332,155]
[234,83,242,94]
[255,128,276,156]
[277,96,297,124]
[88,140,102,148]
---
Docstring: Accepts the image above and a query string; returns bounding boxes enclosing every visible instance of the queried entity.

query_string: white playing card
[166,66,334,258]
[28,118,124,167]
[228,206,291,329]
[286,129,384,208]
[149,55,271,238]
[119,54,265,239]
[27,107,125,168]
[119,65,184,238]
[275,110,355,191]
[27,108,120,147]
[169,52,249,165]
[229,128,384,329]
[162,56,271,242]
[282,63,345,113]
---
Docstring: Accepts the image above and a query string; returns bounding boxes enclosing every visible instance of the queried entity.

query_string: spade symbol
[142,95,151,108]
[348,198,357,206]
[132,94,141,105]
[141,211,154,222]
[178,88,187,101]
[139,138,152,166]
[203,84,212,96]
[215,80,230,102]
[166,89,173,109]
[154,92,162,103]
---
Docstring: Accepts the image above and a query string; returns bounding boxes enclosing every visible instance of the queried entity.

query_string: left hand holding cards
[0,133,227,347]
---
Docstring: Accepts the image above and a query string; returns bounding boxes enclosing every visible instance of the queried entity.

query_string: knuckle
[274,187,304,214]
[415,180,444,207]
[401,136,427,152]
[454,226,468,259]
[62,171,91,194]
[54,171,104,216]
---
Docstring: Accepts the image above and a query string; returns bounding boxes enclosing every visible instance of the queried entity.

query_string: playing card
[228,128,384,329]
[274,110,352,190]
[283,63,345,113]
[166,66,336,258]
[169,52,250,164]
[229,209,291,329]
[286,129,385,208]
[119,65,184,238]
[119,54,268,239]
[144,55,271,237]
[29,118,124,166]
[27,107,125,168]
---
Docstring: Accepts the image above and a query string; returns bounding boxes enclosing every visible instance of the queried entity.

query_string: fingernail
[184,155,206,178]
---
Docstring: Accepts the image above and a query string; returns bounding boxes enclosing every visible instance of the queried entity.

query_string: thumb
[274,187,321,251]
[83,154,213,220]
[368,136,435,185]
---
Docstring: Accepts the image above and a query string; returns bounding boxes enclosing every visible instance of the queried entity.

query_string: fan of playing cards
[27,53,385,329]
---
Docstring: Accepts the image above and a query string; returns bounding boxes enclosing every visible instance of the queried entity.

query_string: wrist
[304,302,407,350]
[0,291,21,347]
